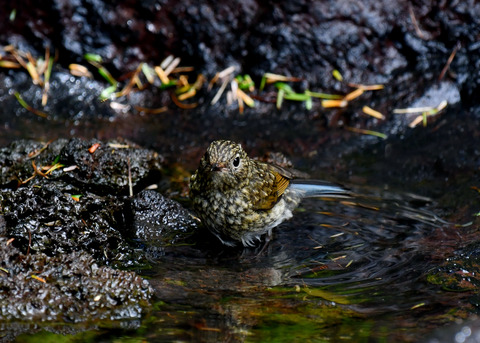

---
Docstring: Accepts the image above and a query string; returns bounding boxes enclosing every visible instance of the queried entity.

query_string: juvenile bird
[190,140,348,247]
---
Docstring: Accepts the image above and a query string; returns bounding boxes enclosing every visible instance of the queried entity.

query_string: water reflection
[139,185,457,342]
[5,106,479,342]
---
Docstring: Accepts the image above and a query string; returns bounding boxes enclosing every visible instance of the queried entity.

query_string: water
[5,106,480,342]
[15,186,445,342]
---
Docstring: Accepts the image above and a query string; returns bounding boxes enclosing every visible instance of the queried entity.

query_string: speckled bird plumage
[190,140,347,247]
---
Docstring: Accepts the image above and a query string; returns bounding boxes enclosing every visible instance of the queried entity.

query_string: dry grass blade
[31,160,48,178]
[439,42,460,81]
[134,105,168,114]
[171,93,197,109]
[31,275,46,283]
[209,66,236,91]
[265,73,302,83]
[237,93,244,113]
[107,143,131,149]
[322,99,348,108]
[362,106,385,120]
[217,66,236,79]
[154,65,170,84]
[409,3,427,39]
[344,88,364,101]
[171,66,194,73]
[177,88,196,101]
[0,60,21,68]
[160,55,174,69]
[163,57,181,76]
[393,106,435,114]
[192,74,205,90]
[42,52,54,106]
[211,78,229,105]
[347,83,385,91]
[44,163,64,175]
[27,139,54,159]
[141,63,155,84]
[63,165,78,172]
[26,63,42,86]
[260,72,302,91]
[69,64,93,78]
[236,88,255,108]
[109,102,130,111]
[408,115,424,128]
[115,63,143,98]
[395,99,448,128]
[346,126,387,139]
[36,47,49,76]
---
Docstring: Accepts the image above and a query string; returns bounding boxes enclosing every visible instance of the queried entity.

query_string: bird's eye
[232,156,240,168]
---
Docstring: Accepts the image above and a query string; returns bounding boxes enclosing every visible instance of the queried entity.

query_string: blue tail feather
[289,180,350,198]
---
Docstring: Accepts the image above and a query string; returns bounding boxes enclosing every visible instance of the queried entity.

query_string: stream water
[4,104,480,342]
[2,0,480,340]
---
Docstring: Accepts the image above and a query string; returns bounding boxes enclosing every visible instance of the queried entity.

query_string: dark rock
[0,138,185,268]
[58,138,164,195]
[0,137,206,328]
[0,139,63,188]
[0,181,133,265]
[0,237,152,322]
[0,0,479,132]
[129,189,198,243]
[0,138,164,194]
[0,1,477,93]
[0,70,117,121]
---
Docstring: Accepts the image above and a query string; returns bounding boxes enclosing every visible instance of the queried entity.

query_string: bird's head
[198,140,250,188]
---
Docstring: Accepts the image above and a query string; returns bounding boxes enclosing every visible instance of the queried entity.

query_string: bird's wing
[268,163,309,179]
[274,170,290,197]
[253,168,291,210]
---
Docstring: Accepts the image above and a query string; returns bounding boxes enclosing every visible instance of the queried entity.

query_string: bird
[189,140,349,247]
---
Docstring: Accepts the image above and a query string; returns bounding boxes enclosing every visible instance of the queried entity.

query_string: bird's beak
[211,162,227,172]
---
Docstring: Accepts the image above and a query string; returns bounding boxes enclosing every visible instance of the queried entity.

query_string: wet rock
[0,70,117,121]
[58,138,164,194]
[0,139,63,188]
[0,0,478,151]
[0,138,195,268]
[0,138,163,194]
[384,81,461,135]
[0,137,209,335]
[129,189,198,243]
[0,182,131,264]
[408,81,461,109]
[0,67,173,121]
[427,240,480,293]
[1,0,479,112]
[0,237,152,323]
